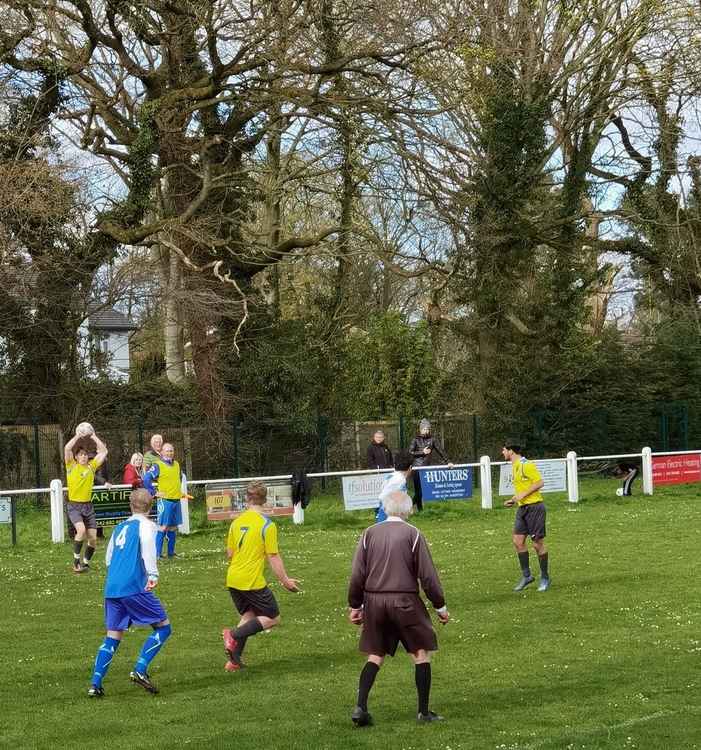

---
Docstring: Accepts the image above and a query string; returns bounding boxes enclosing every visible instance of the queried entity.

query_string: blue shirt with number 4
[104,514,159,598]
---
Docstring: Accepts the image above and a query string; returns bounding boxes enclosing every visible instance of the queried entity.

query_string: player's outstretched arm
[266,553,301,591]
[92,434,109,467]
[64,434,79,463]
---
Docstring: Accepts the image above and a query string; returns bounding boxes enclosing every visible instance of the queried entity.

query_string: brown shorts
[514,502,546,540]
[66,501,97,530]
[229,586,280,619]
[359,592,438,657]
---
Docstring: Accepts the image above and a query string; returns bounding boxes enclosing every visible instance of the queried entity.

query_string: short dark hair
[393,450,413,471]
[503,439,523,454]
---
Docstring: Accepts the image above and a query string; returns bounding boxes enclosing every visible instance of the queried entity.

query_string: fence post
[642,446,653,495]
[179,474,191,534]
[232,415,241,478]
[50,479,65,543]
[480,455,492,509]
[566,451,579,503]
[399,416,406,450]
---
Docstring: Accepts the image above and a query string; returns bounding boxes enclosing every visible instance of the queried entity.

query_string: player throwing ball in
[64,424,108,573]
[222,482,300,671]
[88,489,172,697]
[502,440,550,592]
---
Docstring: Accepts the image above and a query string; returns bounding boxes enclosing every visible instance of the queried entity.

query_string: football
[75,421,95,437]
[615,488,624,497]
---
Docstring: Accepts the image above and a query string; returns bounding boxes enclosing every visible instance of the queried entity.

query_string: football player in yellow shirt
[221,482,300,671]
[64,429,108,573]
[502,440,550,592]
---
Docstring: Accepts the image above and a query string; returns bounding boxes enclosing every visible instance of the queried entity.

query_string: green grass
[2,479,701,750]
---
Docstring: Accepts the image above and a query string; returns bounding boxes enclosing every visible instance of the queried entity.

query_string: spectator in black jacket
[408,419,449,512]
[366,430,393,470]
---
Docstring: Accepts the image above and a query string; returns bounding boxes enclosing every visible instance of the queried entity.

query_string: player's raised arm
[64,434,79,464]
[91,433,109,468]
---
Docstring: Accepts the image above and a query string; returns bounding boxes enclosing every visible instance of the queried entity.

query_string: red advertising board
[652,454,701,485]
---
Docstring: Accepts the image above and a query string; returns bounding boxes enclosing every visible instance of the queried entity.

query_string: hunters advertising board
[342,472,392,511]
[419,467,473,501]
[498,460,567,496]
[205,480,293,521]
[652,454,701,485]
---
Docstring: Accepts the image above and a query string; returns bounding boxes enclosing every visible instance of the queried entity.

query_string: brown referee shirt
[348,518,445,610]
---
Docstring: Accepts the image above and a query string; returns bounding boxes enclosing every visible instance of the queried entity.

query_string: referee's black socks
[73,541,83,562]
[357,662,380,712]
[415,662,431,715]
[538,552,549,578]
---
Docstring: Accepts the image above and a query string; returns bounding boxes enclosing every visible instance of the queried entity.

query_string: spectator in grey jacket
[348,490,450,727]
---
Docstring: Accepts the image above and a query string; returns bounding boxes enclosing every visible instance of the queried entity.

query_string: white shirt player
[104,514,159,598]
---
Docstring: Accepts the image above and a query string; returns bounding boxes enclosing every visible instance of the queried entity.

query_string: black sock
[84,545,96,562]
[415,662,431,715]
[73,541,83,561]
[357,661,380,712]
[538,553,549,578]
[233,618,265,641]
[518,551,531,577]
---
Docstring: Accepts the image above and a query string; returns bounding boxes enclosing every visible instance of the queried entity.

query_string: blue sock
[155,531,165,557]
[166,530,176,556]
[134,624,172,674]
[91,636,120,688]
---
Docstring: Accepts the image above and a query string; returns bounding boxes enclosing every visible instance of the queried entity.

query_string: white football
[615,488,624,497]
[76,421,95,437]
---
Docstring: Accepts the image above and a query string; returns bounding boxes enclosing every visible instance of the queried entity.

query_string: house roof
[87,306,139,331]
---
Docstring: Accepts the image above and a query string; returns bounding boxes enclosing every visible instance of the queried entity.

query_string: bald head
[162,443,175,460]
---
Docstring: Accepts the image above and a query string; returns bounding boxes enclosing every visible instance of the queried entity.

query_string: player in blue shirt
[376,451,413,522]
[88,489,172,697]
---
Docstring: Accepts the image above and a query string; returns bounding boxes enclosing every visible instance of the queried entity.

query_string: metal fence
[0,400,696,498]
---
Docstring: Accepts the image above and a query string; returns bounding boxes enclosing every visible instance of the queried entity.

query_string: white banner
[342,472,389,511]
[498,460,567,496]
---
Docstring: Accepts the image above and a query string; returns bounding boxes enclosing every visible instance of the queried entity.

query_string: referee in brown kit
[347,490,450,726]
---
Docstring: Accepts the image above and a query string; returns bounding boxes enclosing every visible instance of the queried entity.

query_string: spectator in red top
[123,452,145,488]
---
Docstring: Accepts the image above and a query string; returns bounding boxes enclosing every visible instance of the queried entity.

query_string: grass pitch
[2,479,701,750]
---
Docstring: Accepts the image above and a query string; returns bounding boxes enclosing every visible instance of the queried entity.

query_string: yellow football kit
[66,458,99,502]
[512,458,544,506]
[226,509,278,590]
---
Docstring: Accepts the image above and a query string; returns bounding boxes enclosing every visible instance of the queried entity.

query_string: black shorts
[66,501,97,530]
[359,592,438,657]
[514,502,546,540]
[229,586,280,619]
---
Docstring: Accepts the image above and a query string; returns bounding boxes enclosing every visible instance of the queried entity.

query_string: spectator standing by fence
[408,419,449,512]
[366,430,393,470]
[143,434,163,470]
[124,453,145,488]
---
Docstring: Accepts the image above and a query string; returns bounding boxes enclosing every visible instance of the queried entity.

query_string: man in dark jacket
[366,430,393,470]
[408,419,448,511]
[348,490,450,726]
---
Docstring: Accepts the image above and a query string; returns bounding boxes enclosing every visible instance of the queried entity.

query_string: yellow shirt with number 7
[226,509,279,590]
